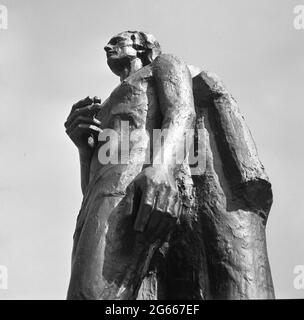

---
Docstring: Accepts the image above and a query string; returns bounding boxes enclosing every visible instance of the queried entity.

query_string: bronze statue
[64,31,274,299]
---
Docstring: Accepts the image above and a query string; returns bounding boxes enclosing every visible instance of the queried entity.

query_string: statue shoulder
[152,53,190,78]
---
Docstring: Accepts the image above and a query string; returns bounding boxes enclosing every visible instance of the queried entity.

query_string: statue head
[104,31,161,76]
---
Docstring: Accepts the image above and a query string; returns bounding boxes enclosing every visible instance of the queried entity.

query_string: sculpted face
[104,32,138,76]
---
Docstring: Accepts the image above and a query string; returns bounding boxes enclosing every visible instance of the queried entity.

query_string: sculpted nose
[104,44,113,52]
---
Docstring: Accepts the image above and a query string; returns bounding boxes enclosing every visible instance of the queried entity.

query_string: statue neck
[119,58,143,82]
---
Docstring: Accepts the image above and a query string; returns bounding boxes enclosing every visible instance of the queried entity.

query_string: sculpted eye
[109,37,125,45]
[133,44,145,51]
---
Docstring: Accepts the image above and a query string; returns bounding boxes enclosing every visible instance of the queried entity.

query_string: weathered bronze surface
[64,31,274,300]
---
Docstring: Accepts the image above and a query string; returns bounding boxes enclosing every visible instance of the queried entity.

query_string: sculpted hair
[126,30,162,66]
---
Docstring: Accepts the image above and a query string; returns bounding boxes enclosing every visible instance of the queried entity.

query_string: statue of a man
[64,31,196,299]
[65,31,275,300]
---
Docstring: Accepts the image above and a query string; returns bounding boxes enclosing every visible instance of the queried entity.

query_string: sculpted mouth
[107,51,117,58]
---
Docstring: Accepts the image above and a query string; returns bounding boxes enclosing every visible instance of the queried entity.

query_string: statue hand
[64,96,102,156]
[127,166,181,242]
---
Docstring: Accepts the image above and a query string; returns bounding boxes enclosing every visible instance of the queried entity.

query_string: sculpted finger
[165,192,180,217]
[92,96,101,104]
[66,116,101,134]
[179,202,191,220]
[78,124,103,133]
[154,185,171,212]
[65,114,101,129]
[66,104,102,126]
[69,124,102,140]
[175,198,183,220]
[71,96,95,112]
[133,188,155,232]
[86,103,102,112]
[121,183,135,217]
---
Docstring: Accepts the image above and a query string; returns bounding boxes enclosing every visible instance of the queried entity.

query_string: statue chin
[107,56,133,76]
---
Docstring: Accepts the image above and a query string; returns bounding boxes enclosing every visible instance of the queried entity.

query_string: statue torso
[89,64,161,183]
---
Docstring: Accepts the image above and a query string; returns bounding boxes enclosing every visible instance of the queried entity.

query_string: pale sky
[0,0,303,299]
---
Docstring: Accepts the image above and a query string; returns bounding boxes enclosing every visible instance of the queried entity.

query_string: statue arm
[129,55,196,235]
[193,71,272,216]
[64,96,102,195]
[152,54,196,172]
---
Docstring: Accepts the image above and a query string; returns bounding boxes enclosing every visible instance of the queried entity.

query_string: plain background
[0,0,303,299]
